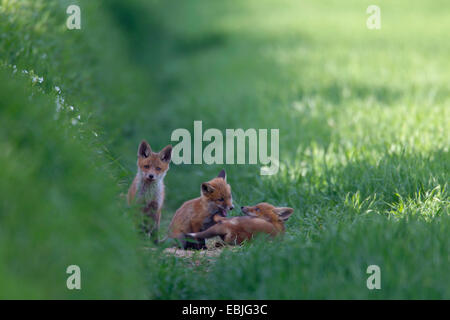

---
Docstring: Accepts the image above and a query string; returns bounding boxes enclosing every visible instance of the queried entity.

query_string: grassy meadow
[0,0,449,299]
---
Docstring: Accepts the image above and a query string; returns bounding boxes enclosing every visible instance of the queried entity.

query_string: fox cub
[168,169,234,249]
[187,202,293,245]
[128,140,172,241]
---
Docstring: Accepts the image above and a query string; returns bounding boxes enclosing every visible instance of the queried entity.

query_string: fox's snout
[241,203,294,222]
[145,173,155,181]
[218,204,234,214]
[241,205,262,217]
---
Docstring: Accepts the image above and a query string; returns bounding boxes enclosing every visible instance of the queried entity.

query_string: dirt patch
[162,237,227,259]
[163,247,223,259]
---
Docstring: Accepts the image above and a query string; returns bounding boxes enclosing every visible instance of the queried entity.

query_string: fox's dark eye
[144,165,150,169]
[219,198,224,202]
[156,167,161,171]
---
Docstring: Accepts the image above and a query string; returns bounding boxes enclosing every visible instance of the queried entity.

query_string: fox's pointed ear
[138,140,151,158]
[217,169,226,181]
[160,145,172,162]
[201,182,215,195]
[274,207,294,221]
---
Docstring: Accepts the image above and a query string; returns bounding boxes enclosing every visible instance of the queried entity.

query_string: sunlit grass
[0,0,448,299]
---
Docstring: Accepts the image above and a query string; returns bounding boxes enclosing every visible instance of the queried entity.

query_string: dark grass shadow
[104,0,167,65]
[174,32,227,55]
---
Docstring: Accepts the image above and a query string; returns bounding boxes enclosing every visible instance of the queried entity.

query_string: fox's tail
[158,236,167,242]
[187,224,226,240]
[157,234,186,248]
[157,234,170,244]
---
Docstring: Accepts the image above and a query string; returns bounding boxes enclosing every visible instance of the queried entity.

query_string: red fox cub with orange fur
[168,169,234,249]
[187,203,293,245]
[128,140,172,242]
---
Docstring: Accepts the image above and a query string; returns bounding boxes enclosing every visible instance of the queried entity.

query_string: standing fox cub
[128,140,172,241]
[168,169,234,249]
[187,203,293,245]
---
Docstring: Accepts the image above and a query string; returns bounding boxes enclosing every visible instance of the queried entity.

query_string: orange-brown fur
[187,202,293,245]
[128,140,172,241]
[168,169,234,249]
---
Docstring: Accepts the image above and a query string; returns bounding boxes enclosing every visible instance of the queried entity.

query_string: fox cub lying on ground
[128,140,172,242]
[128,141,293,248]
[168,169,234,249]
[187,203,294,245]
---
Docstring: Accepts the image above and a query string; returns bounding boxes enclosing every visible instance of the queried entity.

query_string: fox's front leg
[142,200,161,242]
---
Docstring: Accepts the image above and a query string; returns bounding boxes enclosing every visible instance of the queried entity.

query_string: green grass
[0,0,449,299]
